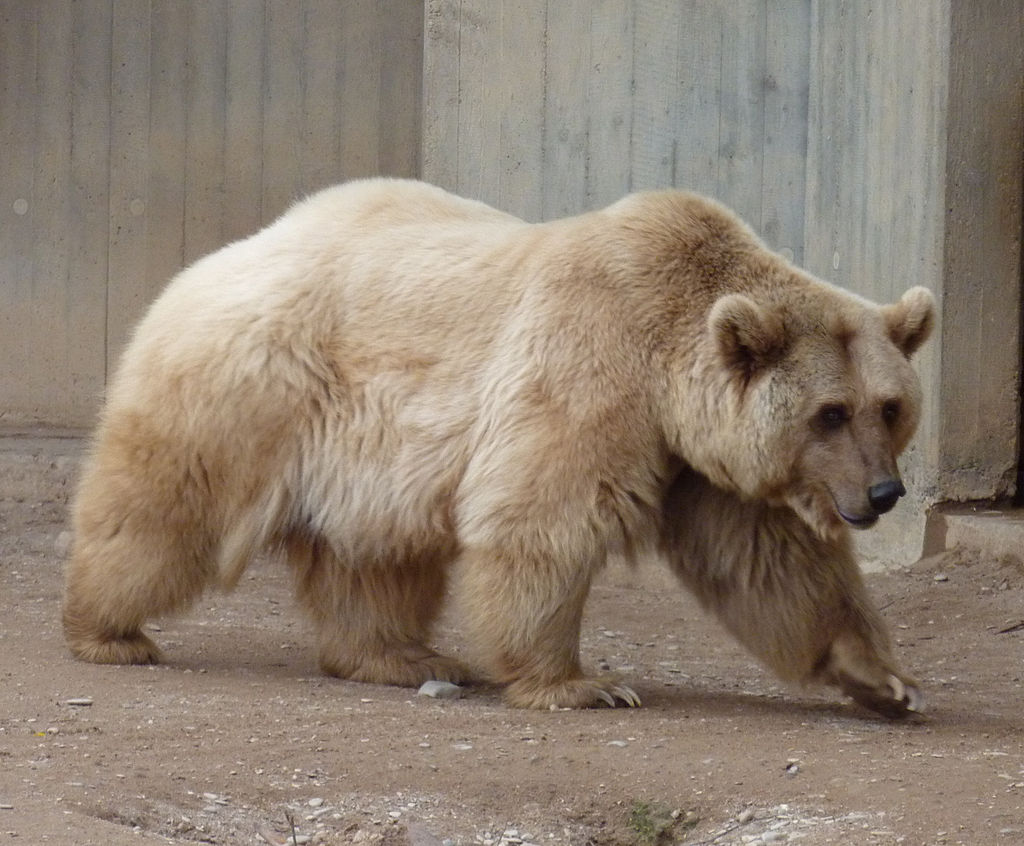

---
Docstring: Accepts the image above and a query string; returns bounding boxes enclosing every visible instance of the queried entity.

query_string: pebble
[607,740,628,747]
[308,797,324,807]
[54,530,73,557]
[737,808,755,824]
[934,573,949,582]
[417,680,464,700]
[65,698,94,707]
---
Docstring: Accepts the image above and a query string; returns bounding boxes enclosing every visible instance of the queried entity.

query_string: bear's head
[705,282,935,540]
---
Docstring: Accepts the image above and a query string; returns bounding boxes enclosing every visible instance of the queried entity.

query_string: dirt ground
[1,460,1023,846]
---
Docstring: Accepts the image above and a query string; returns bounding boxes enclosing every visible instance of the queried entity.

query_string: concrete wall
[1,2,1021,553]
[0,0,423,427]
[424,0,813,262]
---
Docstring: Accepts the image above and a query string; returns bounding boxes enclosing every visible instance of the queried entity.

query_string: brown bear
[63,179,935,716]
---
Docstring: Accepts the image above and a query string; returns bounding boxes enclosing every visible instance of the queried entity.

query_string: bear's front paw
[839,671,923,719]
[504,676,641,710]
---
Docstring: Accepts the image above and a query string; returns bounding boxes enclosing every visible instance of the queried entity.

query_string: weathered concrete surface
[0,427,85,505]
[924,505,1024,567]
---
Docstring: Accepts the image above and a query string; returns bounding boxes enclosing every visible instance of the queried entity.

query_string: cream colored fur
[63,178,934,715]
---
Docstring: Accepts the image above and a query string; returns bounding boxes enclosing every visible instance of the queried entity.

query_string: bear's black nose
[868,479,906,514]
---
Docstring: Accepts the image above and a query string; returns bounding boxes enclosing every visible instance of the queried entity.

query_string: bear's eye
[817,403,849,431]
[881,399,901,425]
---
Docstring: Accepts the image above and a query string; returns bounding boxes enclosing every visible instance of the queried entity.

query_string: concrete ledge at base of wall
[0,427,87,505]
[923,504,1024,568]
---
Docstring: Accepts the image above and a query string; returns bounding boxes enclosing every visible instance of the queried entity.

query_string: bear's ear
[882,286,935,358]
[709,293,788,377]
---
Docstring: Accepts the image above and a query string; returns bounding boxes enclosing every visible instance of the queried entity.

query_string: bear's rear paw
[67,630,162,665]
[840,671,923,719]
[320,646,473,688]
[504,676,641,710]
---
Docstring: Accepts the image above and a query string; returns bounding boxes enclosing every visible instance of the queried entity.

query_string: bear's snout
[867,479,906,515]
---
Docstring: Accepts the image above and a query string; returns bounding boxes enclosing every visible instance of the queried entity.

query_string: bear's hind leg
[289,539,471,687]
[63,449,215,664]
[459,546,640,710]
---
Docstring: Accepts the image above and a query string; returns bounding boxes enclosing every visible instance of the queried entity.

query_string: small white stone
[308,797,324,807]
[417,680,464,700]
[737,808,755,824]
[65,698,94,707]
[934,573,949,582]
[54,531,73,557]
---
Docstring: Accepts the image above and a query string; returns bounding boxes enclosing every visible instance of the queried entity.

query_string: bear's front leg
[459,546,640,709]
[662,469,922,718]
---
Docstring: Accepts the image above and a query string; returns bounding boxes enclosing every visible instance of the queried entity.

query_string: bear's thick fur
[63,179,935,715]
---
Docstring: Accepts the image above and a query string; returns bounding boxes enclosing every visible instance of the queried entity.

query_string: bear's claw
[840,672,924,719]
[504,677,642,710]
[595,685,642,708]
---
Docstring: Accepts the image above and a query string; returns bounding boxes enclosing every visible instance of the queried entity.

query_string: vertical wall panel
[0,1,44,419]
[66,0,112,410]
[336,1,382,182]
[455,0,503,207]
[938,0,1023,499]
[27,1,73,408]
[184,1,229,260]
[0,0,423,426]
[421,0,460,191]
[261,1,305,220]
[672,1,722,199]
[585,0,635,208]
[144,0,189,305]
[107,0,153,369]
[497,0,546,221]
[761,1,810,264]
[715,3,767,227]
[631,0,682,190]
[301,1,344,191]
[223,0,266,240]
[0,1,37,299]
[377,0,425,177]
[540,0,590,220]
